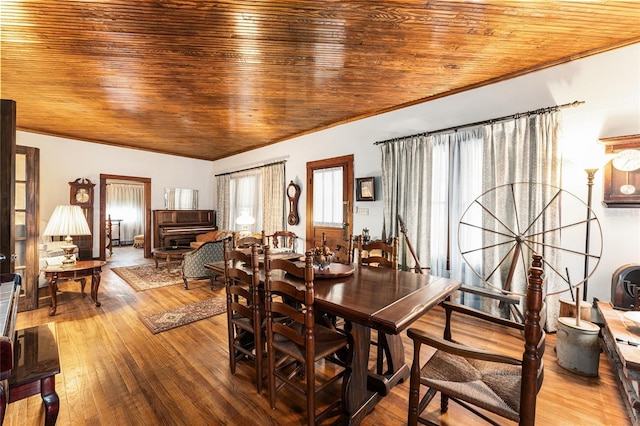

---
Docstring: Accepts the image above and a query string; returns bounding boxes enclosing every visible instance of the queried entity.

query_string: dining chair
[407,254,545,426]
[223,240,265,393]
[265,230,298,251]
[357,236,398,269]
[263,247,351,426]
[356,235,399,375]
[332,235,355,264]
[235,231,265,249]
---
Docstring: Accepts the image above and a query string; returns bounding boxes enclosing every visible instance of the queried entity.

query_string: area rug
[112,263,183,291]
[140,297,227,334]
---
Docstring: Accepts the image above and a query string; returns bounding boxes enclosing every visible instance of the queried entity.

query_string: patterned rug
[111,263,183,291]
[140,297,227,334]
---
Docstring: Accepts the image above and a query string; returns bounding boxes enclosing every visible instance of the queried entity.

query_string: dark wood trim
[99,174,152,260]
[0,100,16,275]
[305,154,354,251]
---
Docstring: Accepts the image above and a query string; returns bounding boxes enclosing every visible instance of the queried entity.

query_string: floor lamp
[582,168,598,303]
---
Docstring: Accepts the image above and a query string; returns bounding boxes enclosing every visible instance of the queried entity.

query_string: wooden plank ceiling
[1,1,639,161]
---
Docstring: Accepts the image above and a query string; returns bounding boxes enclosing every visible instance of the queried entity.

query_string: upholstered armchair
[181,240,226,290]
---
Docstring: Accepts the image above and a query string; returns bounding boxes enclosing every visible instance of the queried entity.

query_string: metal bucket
[556,317,600,377]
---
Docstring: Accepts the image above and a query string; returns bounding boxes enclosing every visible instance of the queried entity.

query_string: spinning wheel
[457,182,602,299]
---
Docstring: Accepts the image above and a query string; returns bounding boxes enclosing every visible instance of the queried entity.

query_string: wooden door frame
[0,99,16,275]
[99,174,152,260]
[305,154,354,251]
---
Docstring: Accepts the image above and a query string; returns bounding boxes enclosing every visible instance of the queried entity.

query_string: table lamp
[43,205,92,266]
[236,212,255,238]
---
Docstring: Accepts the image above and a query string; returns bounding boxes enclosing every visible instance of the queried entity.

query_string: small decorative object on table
[312,245,334,270]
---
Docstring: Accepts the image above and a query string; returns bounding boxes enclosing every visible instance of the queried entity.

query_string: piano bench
[5,323,60,426]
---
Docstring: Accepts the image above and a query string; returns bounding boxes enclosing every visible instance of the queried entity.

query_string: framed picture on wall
[356,177,375,201]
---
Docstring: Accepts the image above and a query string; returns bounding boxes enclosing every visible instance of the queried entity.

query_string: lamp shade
[43,205,91,237]
[235,212,255,226]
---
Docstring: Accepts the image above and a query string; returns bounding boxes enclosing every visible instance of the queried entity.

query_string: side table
[43,260,106,316]
[597,301,640,425]
[1,323,60,426]
[152,246,193,273]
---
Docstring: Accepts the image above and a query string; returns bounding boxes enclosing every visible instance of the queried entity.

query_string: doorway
[99,174,152,260]
[305,154,354,251]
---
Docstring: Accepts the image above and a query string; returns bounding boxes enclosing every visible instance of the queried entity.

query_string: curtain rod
[214,159,287,177]
[373,100,584,146]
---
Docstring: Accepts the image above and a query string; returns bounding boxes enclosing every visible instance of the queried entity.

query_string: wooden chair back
[358,236,398,269]
[263,247,349,425]
[407,254,545,425]
[266,231,297,251]
[222,240,264,393]
[333,235,355,264]
[235,231,265,249]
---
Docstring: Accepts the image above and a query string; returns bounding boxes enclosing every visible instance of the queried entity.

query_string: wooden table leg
[48,272,58,316]
[91,267,102,307]
[166,256,172,273]
[41,376,59,426]
[342,322,380,424]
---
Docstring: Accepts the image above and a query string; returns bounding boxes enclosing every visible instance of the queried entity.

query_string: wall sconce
[43,205,92,266]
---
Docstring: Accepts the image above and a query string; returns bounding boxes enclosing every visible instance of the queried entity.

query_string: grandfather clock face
[69,178,95,207]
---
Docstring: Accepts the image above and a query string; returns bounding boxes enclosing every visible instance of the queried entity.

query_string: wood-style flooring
[5,245,631,425]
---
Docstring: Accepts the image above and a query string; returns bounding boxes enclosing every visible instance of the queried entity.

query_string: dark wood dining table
[205,260,461,424]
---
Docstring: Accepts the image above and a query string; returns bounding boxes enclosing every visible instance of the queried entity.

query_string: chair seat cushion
[273,324,347,362]
[420,350,522,421]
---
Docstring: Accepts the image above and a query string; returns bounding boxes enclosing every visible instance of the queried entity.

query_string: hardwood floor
[5,245,631,425]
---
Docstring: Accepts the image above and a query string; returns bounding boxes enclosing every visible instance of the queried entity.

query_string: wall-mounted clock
[601,135,640,207]
[286,180,301,225]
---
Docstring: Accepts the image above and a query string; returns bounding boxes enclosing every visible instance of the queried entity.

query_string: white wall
[211,43,640,305]
[17,132,215,254]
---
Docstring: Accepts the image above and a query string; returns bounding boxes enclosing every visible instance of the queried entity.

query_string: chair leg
[440,393,449,413]
[183,277,189,290]
[255,330,263,394]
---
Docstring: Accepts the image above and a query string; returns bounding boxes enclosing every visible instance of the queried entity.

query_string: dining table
[205,260,461,425]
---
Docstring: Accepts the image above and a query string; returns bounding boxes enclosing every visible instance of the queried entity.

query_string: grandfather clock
[69,178,95,259]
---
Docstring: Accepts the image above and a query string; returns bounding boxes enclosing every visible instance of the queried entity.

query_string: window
[312,167,343,227]
[229,171,263,233]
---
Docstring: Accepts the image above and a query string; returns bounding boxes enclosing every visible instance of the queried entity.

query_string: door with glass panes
[305,155,353,252]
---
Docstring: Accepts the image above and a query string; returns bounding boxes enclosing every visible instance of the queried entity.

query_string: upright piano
[153,209,217,248]
[0,274,21,423]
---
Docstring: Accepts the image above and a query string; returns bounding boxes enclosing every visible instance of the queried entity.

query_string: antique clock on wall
[601,135,640,207]
[286,180,301,226]
[69,177,95,259]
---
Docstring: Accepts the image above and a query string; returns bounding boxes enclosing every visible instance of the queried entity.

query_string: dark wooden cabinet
[152,209,216,248]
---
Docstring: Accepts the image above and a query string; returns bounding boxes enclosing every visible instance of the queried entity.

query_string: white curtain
[217,175,231,230]
[381,136,432,272]
[448,128,485,308]
[106,183,144,244]
[216,162,285,234]
[380,110,562,329]
[482,111,562,330]
[229,169,263,233]
[262,162,285,235]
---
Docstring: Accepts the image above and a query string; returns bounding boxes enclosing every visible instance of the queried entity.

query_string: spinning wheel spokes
[458,182,602,298]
